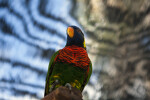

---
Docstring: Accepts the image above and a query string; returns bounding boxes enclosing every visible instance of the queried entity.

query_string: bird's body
[44,26,92,96]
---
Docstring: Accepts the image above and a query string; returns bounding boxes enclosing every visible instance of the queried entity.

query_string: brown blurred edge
[41,86,83,100]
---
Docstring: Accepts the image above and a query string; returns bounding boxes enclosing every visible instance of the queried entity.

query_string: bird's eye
[77,29,84,36]
[77,29,81,33]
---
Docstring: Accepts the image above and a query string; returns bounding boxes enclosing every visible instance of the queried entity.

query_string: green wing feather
[81,61,92,91]
[86,61,92,84]
[44,51,59,96]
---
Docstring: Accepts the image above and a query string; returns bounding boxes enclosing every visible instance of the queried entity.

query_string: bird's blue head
[66,26,86,49]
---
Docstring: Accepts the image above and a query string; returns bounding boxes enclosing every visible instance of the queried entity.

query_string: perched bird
[44,26,92,96]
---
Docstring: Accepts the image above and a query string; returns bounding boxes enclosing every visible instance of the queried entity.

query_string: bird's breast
[56,45,90,70]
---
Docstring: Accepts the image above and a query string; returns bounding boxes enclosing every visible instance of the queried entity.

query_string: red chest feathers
[56,46,90,70]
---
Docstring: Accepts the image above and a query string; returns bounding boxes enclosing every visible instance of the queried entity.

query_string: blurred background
[0,0,150,100]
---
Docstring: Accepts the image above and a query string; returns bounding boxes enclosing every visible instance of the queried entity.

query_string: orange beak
[67,27,74,38]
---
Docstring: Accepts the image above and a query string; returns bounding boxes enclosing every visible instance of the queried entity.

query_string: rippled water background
[0,0,90,99]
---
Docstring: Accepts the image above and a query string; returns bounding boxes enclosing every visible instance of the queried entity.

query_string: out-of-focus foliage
[73,0,150,100]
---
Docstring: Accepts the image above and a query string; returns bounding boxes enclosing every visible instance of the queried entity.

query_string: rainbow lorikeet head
[66,26,86,49]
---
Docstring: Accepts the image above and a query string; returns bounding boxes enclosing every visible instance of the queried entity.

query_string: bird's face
[66,26,86,49]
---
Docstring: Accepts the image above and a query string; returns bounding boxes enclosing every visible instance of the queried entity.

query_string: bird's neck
[66,42,85,50]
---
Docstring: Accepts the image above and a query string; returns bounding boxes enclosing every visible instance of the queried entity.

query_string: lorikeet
[44,26,92,96]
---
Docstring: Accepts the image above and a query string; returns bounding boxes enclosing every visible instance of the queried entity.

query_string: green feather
[86,61,92,85]
[80,61,92,91]
[44,51,59,96]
